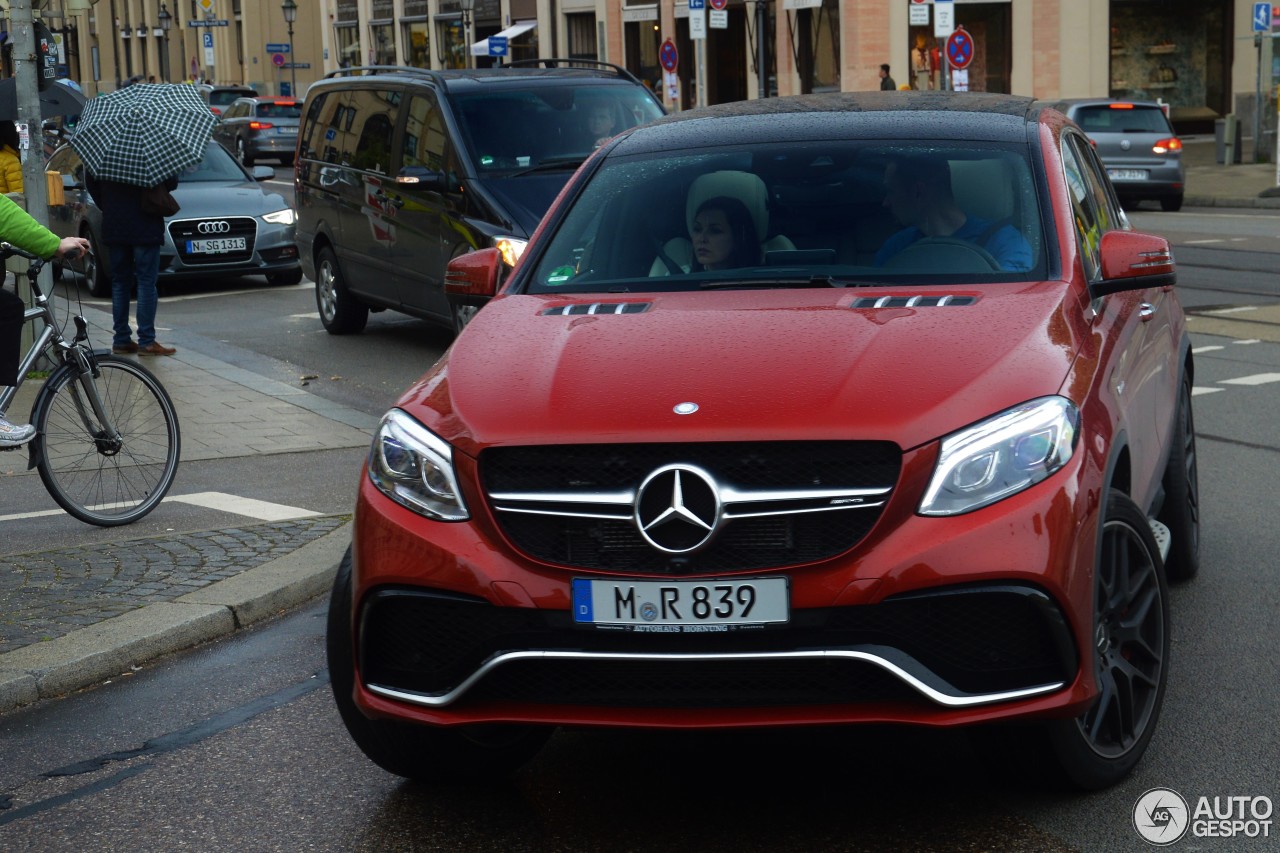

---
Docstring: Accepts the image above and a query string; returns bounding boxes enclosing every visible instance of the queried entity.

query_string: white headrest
[686,170,769,242]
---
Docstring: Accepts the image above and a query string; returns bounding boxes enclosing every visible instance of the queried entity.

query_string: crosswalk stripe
[1218,373,1280,386]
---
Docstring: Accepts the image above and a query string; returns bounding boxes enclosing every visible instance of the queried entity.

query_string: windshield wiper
[698,274,843,290]
[509,156,588,177]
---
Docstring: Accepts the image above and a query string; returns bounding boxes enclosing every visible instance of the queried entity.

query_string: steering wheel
[884,237,1002,273]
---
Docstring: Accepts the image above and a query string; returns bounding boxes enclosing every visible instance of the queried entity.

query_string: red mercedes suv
[328,92,1199,790]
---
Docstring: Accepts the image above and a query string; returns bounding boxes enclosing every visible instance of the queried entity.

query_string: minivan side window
[348,88,398,176]
[300,92,342,165]
[401,93,454,177]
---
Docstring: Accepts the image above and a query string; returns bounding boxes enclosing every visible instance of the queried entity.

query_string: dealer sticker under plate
[572,577,788,630]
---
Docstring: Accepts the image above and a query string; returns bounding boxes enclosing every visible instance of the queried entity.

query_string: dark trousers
[0,284,24,388]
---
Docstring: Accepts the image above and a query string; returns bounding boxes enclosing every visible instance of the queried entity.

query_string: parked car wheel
[1160,194,1184,212]
[82,226,111,298]
[326,548,551,781]
[237,138,254,167]
[315,246,368,334]
[1158,372,1200,580]
[267,268,304,286]
[1042,489,1170,790]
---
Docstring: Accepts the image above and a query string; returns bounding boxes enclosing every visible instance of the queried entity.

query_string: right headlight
[919,396,1080,517]
[367,409,469,521]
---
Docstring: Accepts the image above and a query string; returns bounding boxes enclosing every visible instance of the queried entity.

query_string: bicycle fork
[26,318,123,470]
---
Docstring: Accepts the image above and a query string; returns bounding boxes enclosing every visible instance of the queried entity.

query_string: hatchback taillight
[1153,137,1182,155]
[249,121,274,130]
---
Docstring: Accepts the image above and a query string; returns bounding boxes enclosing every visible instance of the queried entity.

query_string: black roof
[615,91,1040,155]
[310,60,649,97]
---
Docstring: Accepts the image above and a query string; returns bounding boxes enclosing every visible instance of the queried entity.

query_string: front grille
[169,216,258,265]
[480,442,901,573]
[358,584,1076,708]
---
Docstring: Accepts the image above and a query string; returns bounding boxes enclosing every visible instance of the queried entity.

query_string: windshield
[525,141,1047,293]
[210,90,254,106]
[256,102,302,119]
[178,143,249,183]
[451,85,664,175]
[1075,106,1172,135]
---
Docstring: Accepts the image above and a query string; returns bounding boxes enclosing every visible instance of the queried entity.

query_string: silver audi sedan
[45,141,302,297]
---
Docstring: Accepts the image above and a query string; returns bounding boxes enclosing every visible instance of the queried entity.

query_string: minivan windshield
[452,86,664,174]
[526,141,1048,293]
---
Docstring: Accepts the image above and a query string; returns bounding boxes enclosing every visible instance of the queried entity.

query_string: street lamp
[158,3,172,83]
[281,0,297,95]
[459,0,474,69]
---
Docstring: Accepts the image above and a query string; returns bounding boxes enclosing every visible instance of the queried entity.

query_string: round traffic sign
[946,26,974,71]
[272,53,285,67]
[709,0,728,9]
[659,38,678,73]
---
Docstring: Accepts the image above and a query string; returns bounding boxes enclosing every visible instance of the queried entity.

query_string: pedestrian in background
[85,173,180,356]
[879,64,897,91]
[0,121,23,194]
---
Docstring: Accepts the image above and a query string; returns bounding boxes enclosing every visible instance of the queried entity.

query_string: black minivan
[294,61,665,335]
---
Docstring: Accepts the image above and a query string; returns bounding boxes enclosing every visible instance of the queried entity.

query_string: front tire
[237,138,254,167]
[31,355,181,526]
[1042,489,1170,790]
[315,246,368,334]
[1160,194,1184,213]
[83,226,111,298]
[326,548,550,781]
[267,268,304,286]
[1158,371,1200,580]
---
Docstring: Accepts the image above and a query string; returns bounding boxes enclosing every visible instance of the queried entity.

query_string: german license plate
[1107,169,1149,181]
[277,127,297,135]
[572,577,788,629]
[186,237,246,254]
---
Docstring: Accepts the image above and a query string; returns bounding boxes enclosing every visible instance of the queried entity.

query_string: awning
[471,22,536,57]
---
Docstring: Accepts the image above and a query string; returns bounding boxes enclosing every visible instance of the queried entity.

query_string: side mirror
[252,165,276,181]
[445,247,502,299]
[1090,230,1175,297]
[395,165,448,191]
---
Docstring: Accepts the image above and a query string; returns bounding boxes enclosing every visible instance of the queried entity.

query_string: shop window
[402,22,430,68]
[567,13,598,60]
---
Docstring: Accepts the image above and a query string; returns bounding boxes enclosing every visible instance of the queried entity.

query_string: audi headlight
[368,409,469,521]
[495,236,528,267]
[919,397,1080,516]
[263,208,296,225]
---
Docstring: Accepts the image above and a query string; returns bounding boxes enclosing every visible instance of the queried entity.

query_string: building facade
[16,0,1276,132]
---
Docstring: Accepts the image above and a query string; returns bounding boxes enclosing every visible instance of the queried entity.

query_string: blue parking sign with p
[203,31,213,48]
[1255,2,1272,32]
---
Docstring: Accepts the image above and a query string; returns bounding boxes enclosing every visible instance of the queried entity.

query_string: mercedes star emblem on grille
[635,464,721,553]
[197,220,233,234]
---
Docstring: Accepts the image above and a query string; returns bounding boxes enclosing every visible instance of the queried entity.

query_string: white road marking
[1202,306,1259,315]
[290,312,320,319]
[1185,239,1224,244]
[168,492,322,520]
[0,492,319,523]
[158,284,310,302]
[1192,345,1224,354]
[1219,373,1280,386]
[1192,387,1224,396]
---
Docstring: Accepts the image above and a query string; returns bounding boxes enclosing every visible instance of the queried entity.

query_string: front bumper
[160,216,300,280]
[345,443,1100,730]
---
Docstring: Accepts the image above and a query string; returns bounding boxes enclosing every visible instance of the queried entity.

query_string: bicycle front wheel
[32,355,181,526]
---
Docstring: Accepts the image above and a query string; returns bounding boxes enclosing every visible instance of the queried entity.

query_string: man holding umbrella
[71,84,216,356]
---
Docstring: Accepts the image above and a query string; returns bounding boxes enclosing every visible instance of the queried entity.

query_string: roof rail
[504,58,645,86]
[322,65,443,81]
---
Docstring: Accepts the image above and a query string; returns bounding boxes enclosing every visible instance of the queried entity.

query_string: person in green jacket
[0,194,90,447]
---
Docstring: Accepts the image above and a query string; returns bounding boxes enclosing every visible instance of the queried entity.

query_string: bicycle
[0,242,180,526]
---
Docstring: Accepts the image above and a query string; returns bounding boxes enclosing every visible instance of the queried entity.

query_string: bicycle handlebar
[0,242,45,268]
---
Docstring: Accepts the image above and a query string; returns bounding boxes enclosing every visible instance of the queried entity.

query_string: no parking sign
[946,26,974,71]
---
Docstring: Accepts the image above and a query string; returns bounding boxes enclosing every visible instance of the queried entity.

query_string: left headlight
[262,208,297,225]
[368,409,469,521]
[494,236,528,267]
[919,396,1080,517]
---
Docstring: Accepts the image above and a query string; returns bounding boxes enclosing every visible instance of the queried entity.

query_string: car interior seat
[649,170,796,275]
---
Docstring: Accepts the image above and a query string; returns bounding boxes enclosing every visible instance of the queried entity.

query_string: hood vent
[542,302,652,316]
[850,295,978,309]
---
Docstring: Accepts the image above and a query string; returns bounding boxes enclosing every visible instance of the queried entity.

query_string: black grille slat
[481,442,900,573]
[169,216,258,265]
[358,585,1075,705]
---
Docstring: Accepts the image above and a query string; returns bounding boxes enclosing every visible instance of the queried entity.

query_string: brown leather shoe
[138,341,176,356]
[112,342,139,354]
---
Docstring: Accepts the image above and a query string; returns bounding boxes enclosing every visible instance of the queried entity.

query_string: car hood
[469,172,577,237]
[172,180,288,218]
[403,285,1086,455]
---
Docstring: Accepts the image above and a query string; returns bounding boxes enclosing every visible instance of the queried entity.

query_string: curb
[0,521,351,715]
[1184,195,1280,209]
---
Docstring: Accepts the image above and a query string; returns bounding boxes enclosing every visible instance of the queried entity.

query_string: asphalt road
[1,206,1278,851]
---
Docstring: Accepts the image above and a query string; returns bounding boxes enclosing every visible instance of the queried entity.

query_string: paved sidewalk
[2,131,1278,718]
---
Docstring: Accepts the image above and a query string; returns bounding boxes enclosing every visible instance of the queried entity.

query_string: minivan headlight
[368,409,469,521]
[263,208,296,225]
[495,236,527,267]
[919,397,1080,516]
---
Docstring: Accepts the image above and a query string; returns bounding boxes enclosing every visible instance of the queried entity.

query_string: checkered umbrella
[70,84,216,187]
